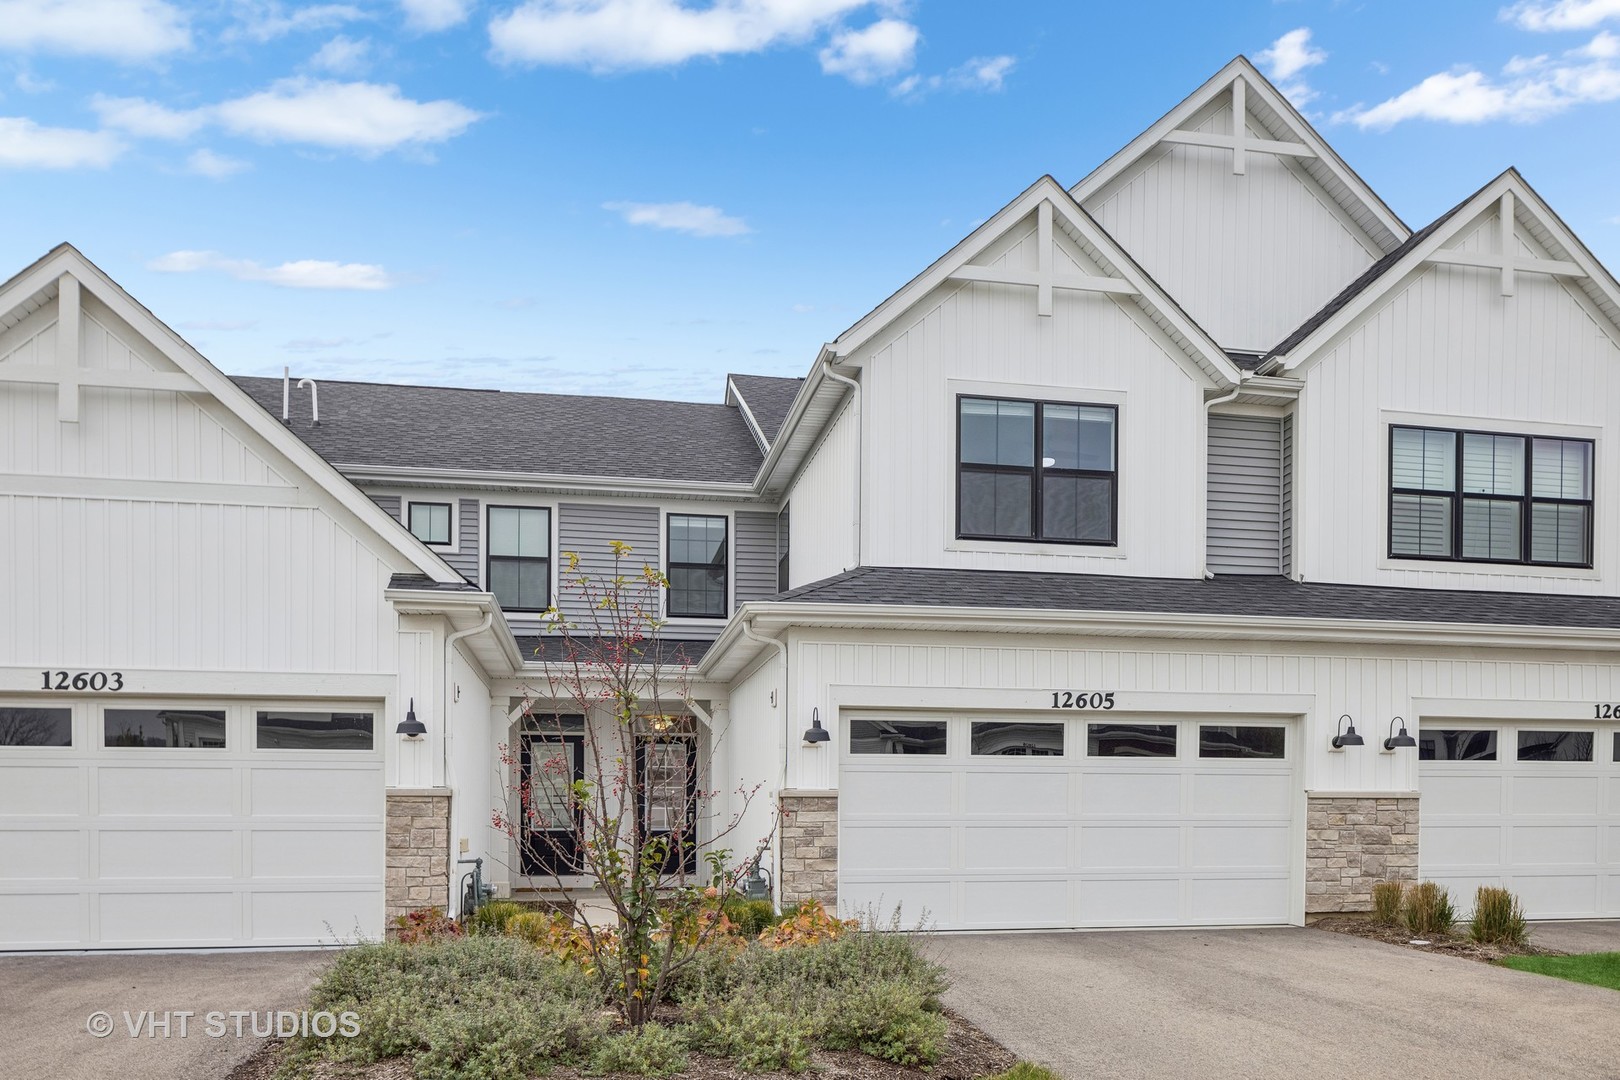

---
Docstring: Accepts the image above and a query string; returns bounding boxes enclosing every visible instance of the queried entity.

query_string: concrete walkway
[934,927,1620,1080]
[1531,919,1620,954]
[0,950,332,1080]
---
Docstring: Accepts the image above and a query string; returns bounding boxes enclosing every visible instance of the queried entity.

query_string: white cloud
[0,0,189,61]
[96,79,482,155]
[149,250,399,290]
[402,0,475,32]
[0,116,123,168]
[604,200,751,237]
[1503,0,1620,31]
[1338,33,1620,128]
[892,54,1016,99]
[185,148,251,179]
[818,19,916,84]
[91,94,208,139]
[489,0,876,69]
[14,70,55,93]
[1256,27,1326,106]
[224,1,367,43]
[309,33,373,74]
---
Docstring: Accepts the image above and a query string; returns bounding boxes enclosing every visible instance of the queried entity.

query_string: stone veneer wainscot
[386,789,452,924]
[1306,794,1419,913]
[779,790,838,910]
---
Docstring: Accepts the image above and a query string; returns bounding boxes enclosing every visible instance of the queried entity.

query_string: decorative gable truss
[1268,170,1618,372]
[827,175,1244,391]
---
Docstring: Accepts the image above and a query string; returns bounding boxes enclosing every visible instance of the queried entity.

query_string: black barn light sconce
[1383,716,1417,752]
[397,698,427,740]
[1330,713,1365,751]
[802,707,830,746]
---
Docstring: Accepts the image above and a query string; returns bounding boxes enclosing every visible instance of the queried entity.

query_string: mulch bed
[1312,915,1565,963]
[227,1008,1015,1080]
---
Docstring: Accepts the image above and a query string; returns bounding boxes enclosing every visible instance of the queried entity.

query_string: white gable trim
[0,243,465,585]
[1273,170,1620,374]
[1072,57,1408,255]
[827,176,1244,389]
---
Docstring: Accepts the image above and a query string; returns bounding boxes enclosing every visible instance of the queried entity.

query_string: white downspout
[1201,381,1245,580]
[738,614,789,903]
[443,611,492,913]
[822,360,862,570]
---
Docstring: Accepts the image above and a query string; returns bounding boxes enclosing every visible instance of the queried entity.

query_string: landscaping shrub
[818,977,947,1065]
[588,1022,688,1076]
[681,996,814,1073]
[1371,880,1405,926]
[392,905,462,944]
[506,909,614,967]
[986,1064,1062,1080]
[1403,881,1456,937]
[758,899,860,948]
[721,897,778,937]
[1469,886,1527,947]
[464,899,525,936]
[284,936,609,1080]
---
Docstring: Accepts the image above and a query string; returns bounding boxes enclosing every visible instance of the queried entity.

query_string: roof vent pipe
[281,366,291,422]
[297,377,320,425]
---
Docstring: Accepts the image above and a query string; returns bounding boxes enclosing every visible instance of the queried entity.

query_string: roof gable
[0,243,465,584]
[1073,56,1408,255]
[827,175,1244,389]
[1268,169,1620,372]
[726,373,803,450]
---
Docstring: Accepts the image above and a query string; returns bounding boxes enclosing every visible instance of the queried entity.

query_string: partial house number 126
[41,670,124,691]
[1050,691,1116,710]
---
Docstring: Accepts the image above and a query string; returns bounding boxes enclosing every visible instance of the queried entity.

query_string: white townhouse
[6,57,1620,948]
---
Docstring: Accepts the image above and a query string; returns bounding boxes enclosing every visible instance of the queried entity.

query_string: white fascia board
[338,463,759,502]
[0,244,464,586]
[698,601,1620,676]
[384,587,524,673]
[1071,57,1408,250]
[750,353,840,492]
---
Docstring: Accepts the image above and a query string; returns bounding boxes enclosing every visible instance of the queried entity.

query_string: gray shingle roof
[387,573,478,592]
[516,635,713,666]
[773,566,1620,630]
[728,374,803,445]
[233,376,764,485]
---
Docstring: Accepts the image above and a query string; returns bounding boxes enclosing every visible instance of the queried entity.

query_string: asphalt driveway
[934,925,1620,1080]
[0,950,331,1080]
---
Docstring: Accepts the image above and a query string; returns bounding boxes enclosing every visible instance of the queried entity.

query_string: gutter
[821,360,862,568]
[338,463,758,502]
[1200,381,1245,580]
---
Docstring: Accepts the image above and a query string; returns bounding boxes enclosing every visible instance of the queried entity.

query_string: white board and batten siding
[1080,97,1382,353]
[1206,414,1283,575]
[784,400,857,589]
[852,218,1210,579]
[1297,203,1620,594]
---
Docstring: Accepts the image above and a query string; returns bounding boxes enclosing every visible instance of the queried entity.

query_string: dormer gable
[1073,57,1409,354]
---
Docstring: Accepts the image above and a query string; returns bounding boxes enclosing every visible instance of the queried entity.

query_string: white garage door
[0,699,386,949]
[839,713,1298,930]
[1420,724,1620,919]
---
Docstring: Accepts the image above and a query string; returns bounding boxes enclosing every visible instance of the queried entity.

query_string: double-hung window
[487,506,551,611]
[957,396,1117,544]
[408,502,452,546]
[667,514,728,618]
[1389,425,1593,567]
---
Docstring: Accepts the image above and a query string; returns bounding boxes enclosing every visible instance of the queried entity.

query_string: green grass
[985,1064,1062,1080]
[1500,952,1620,991]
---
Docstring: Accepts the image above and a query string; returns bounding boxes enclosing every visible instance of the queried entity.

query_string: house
[4,56,1620,947]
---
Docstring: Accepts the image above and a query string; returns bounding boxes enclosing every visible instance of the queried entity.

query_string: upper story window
[957,396,1117,545]
[408,501,452,546]
[1389,425,1593,568]
[668,514,728,618]
[488,506,551,612]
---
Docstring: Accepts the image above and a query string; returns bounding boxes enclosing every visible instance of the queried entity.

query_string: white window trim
[663,510,733,624]
[1377,408,1602,580]
[405,498,459,553]
[944,379,1130,559]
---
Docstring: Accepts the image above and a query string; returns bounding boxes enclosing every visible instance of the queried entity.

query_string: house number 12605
[1050,691,1115,710]
[41,670,124,691]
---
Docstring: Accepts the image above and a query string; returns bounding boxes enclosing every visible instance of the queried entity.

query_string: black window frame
[1388,424,1594,569]
[955,394,1119,546]
[486,504,552,613]
[666,513,730,620]
[407,501,454,546]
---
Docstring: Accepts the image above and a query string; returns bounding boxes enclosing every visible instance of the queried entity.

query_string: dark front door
[638,735,698,875]
[521,733,584,876]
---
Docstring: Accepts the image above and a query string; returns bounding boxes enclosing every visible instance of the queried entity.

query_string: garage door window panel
[1418,729,1498,761]
[0,706,71,747]
[849,719,947,755]
[1088,723,1177,758]
[256,711,374,750]
[1517,730,1594,762]
[971,721,1063,756]
[105,708,226,748]
[1199,725,1285,759]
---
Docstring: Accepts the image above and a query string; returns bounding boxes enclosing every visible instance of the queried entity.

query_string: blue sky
[3,0,1620,402]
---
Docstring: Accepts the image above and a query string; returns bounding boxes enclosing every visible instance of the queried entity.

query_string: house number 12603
[1050,691,1115,710]
[41,670,124,691]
